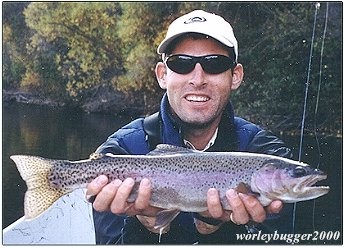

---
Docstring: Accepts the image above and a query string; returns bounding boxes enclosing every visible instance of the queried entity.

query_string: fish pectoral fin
[236,182,260,197]
[154,208,180,230]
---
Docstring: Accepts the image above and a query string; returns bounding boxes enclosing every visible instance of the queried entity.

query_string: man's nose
[189,63,206,87]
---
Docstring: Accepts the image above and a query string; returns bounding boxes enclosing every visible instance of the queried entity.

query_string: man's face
[156,37,243,128]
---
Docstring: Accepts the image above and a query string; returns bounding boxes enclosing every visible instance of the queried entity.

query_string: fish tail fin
[10,155,68,219]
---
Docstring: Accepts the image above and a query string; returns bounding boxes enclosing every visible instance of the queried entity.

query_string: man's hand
[225,189,282,224]
[195,188,283,234]
[86,176,161,217]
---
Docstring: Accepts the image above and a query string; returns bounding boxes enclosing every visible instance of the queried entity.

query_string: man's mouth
[185,95,210,102]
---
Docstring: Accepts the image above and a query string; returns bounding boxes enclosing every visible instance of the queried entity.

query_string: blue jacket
[93,94,293,244]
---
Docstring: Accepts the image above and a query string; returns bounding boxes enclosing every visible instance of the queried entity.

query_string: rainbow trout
[11,144,329,228]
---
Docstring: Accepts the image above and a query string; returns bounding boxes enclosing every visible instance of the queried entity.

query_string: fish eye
[293,166,307,177]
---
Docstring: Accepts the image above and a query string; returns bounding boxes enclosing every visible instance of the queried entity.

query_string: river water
[2,102,342,244]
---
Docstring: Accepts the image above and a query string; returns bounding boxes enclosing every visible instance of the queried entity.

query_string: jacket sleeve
[94,118,150,155]
[246,129,293,158]
[95,138,130,155]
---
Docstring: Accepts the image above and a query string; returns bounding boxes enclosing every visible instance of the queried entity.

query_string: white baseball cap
[157,10,238,61]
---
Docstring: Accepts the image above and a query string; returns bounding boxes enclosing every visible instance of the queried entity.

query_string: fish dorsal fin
[147,144,197,156]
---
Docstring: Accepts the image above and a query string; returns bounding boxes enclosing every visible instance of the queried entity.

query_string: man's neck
[183,119,221,151]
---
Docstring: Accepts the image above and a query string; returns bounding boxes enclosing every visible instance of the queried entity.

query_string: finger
[226,189,249,224]
[86,175,109,198]
[238,193,266,223]
[207,188,223,219]
[134,178,152,211]
[92,179,122,212]
[266,200,283,214]
[110,178,135,214]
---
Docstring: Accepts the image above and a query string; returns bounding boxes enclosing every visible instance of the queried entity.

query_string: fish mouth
[295,174,330,199]
[298,174,327,188]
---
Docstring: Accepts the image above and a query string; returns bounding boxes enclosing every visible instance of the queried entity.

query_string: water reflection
[2,103,133,228]
[2,103,342,244]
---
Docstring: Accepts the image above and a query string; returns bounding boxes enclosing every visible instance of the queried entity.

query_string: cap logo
[184,16,206,24]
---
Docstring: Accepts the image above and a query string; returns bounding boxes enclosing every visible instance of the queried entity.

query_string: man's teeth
[186,95,209,102]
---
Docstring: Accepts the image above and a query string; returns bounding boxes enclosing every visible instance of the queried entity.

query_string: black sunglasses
[164,54,236,75]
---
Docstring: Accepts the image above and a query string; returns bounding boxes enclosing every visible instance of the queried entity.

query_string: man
[86,10,293,244]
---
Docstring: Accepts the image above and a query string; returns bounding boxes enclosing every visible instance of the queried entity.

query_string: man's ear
[231,63,244,90]
[155,62,167,89]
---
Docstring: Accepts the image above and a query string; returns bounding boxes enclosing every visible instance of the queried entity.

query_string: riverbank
[2,89,149,117]
[3,90,66,107]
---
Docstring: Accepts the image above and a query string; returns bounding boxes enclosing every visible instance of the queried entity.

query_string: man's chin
[181,117,215,130]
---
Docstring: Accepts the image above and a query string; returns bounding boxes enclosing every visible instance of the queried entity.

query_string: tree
[2,2,30,89]
[24,2,123,100]
[114,2,178,111]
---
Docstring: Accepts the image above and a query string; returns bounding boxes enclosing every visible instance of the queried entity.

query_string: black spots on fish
[114,168,125,176]
[60,181,68,189]
[181,167,190,174]
[109,168,129,181]
[203,181,216,189]
[49,160,93,189]
[192,163,201,171]
[49,174,62,189]
[199,160,216,172]
[159,181,176,192]
[234,173,250,184]
[228,157,242,166]
[49,163,69,189]
[167,166,180,173]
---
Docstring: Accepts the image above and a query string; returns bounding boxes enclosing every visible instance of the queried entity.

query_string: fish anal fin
[236,182,260,197]
[154,208,180,230]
